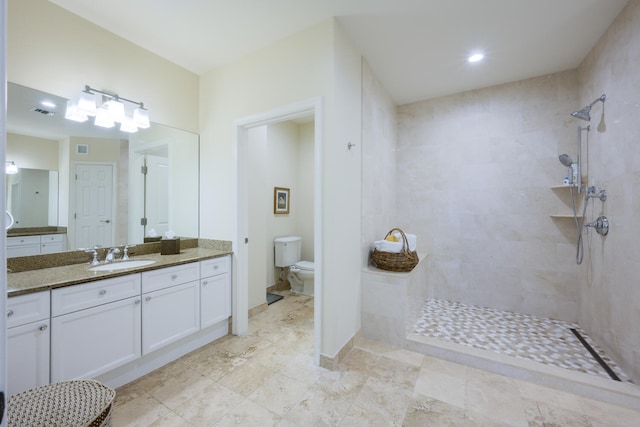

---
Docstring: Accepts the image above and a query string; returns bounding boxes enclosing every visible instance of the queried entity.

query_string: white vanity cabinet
[7,235,41,257]
[50,275,142,382]
[7,233,67,257]
[7,291,51,395]
[200,256,231,329]
[40,233,66,254]
[141,263,200,354]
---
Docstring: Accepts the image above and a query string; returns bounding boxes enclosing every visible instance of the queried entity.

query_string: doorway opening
[233,97,323,365]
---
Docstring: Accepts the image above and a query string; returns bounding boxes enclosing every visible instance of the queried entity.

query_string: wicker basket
[8,379,115,427]
[370,228,419,272]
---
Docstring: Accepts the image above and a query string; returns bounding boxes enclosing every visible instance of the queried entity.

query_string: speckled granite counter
[7,226,67,237]
[8,244,232,297]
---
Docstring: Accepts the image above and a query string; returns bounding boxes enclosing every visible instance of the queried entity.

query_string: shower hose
[569,185,590,265]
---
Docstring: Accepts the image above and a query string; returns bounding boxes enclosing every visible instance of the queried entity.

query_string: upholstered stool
[8,379,115,427]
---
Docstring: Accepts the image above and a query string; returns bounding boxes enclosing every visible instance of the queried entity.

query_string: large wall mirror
[6,82,199,256]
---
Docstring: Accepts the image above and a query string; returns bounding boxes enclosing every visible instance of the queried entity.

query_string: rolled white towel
[374,239,403,253]
[392,232,417,251]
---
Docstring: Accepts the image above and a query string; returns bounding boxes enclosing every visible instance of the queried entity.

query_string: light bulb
[94,106,115,128]
[64,100,88,123]
[106,99,125,123]
[133,107,150,129]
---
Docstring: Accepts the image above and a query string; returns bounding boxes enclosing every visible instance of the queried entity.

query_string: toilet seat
[294,261,314,271]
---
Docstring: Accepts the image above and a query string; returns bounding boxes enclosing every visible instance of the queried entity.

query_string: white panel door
[74,163,114,249]
[145,154,169,236]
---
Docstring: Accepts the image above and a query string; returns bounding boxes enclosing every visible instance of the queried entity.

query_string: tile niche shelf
[550,182,585,220]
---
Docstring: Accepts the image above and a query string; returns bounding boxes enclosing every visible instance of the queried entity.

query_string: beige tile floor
[113,292,640,426]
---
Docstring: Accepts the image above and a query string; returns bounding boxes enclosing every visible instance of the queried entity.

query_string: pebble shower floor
[412,299,631,382]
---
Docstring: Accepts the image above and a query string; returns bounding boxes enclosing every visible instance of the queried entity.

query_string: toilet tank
[274,236,301,267]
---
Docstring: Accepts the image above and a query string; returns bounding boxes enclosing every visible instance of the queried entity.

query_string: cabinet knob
[99,289,107,296]
[7,310,14,318]
[135,299,141,305]
[38,324,48,331]
[214,265,219,270]
[202,280,208,286]
[171,274,178,280]
[145,296,152,302]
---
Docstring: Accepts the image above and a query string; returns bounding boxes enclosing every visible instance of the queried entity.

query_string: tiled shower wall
[361,60,398,266]
[395,71,582,322]
[577,0,640,382]
[361,3,640,382]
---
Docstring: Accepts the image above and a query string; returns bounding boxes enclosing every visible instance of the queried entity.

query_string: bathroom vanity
[6,245,232,395]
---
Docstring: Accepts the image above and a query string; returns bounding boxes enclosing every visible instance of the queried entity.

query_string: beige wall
[7,0,198,133]
[199,20,363,358]
[396,70,581,321]
[7,132,58,170]
[577,0,640,382]
[297,122,315,262]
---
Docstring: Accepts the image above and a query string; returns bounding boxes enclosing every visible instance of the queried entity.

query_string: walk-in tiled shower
[411,299,630,383]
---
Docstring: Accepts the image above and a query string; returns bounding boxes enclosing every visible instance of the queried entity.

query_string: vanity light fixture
[65,85,150,133]
[5,161,19,175]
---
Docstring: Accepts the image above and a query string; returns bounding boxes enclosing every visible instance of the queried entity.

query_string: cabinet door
[201,273,231,329]
[142,281,200,355]
[7,320,50,395]
[51,296,141,382]
[41,234,66,253]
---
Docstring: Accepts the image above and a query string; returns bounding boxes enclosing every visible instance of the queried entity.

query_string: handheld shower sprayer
[558,154,573,167]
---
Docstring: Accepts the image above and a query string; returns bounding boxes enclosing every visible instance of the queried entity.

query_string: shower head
[571,94,606,121]
[571,106,592,121]
[559,154,573,167]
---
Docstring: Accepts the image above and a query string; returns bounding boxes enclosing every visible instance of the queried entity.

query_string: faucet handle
[122,245,136,260]
[85,249,100,265]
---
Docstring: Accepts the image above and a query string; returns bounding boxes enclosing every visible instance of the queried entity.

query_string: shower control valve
[586,186,607,202]
[585,216,609,236]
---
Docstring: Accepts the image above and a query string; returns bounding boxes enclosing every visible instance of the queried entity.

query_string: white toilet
[274,236,314,296]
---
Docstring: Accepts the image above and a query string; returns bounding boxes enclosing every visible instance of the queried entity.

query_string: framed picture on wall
[274,187,290,214]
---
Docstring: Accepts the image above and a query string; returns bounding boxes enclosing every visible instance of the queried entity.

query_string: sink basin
[90,260,156,272]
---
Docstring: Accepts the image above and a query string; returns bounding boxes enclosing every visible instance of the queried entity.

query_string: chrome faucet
[105,247,121,263]
[122,245,136,260]
[85,249,100,265]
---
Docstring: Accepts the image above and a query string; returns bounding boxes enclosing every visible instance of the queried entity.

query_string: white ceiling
[50,0,629,105]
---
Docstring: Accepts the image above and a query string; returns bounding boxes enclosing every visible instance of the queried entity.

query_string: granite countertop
[7,227,67,237]
[7,247,232,297]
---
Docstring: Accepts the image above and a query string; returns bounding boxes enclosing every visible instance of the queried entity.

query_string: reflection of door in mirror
[145,155,170,237]
[73,163,114,249]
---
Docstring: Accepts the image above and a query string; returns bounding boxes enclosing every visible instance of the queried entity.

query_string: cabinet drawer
[141,262,200,293]
[52,274,141,316]
[7,235,41,247]
[40,234,65,243]
[7,291,50,328]
[200,256,230,278]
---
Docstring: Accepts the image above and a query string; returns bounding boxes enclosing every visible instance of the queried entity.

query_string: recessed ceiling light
[41,100,56,108]
[468,53,484,63]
